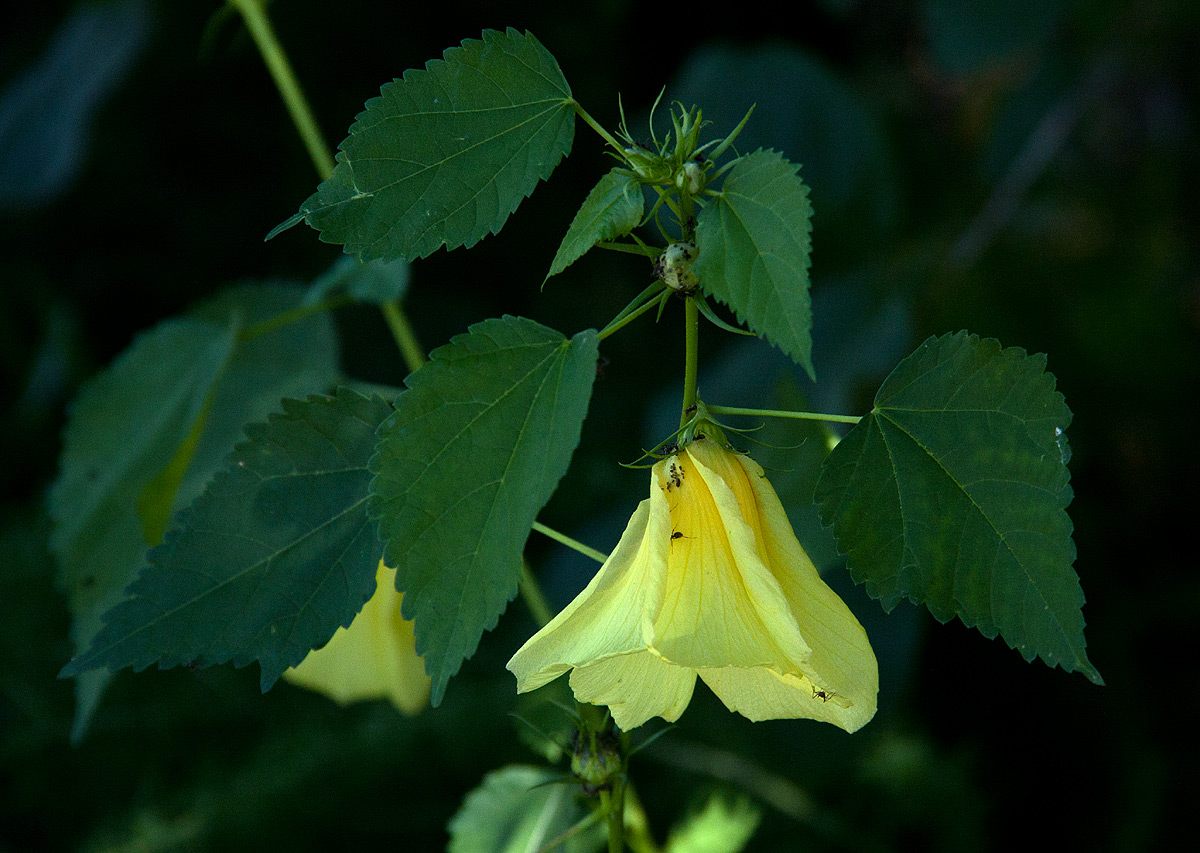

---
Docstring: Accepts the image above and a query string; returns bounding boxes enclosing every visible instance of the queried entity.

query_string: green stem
[597,291,664,342]
[229,0,335,181]
[601,788,625,853]
[519,560,554,628]
[571,100,625,152]
[232,0,428,370]
[239,294,352,341]
[705,404,862,425]
[380,301,425,372]
[680,297,699,426]
[531,522,608,564]
[679,191,696,240]
[597,241,660,258]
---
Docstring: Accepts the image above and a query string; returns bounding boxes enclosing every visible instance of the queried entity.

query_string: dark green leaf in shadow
[814,332,1100,683]
[695,150,815,379]
[60,389,391,689]
[370,316,598,705]
[546,168,643,281]
[53,284,338,738]
[305,256,411,305]
[49,315,239,740]
[294,28,575,262]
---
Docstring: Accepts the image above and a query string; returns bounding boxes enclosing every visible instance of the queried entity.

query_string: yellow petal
[698,666,874,732]
[651,441,811,675]
[732,452,878,730]
[569,651,696,730]
[284,562,430,714]
[506,497,669,693]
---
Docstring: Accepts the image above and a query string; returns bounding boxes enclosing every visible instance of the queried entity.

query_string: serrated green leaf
[694,150,815,379]
[546,168,643,280]
[814,332,1101,683]
[60,389,391,689]
[448,765,603,853]
[295,28,575,262]
[52,284,339,737]
[370,316,598,705]
[305,256,411,305]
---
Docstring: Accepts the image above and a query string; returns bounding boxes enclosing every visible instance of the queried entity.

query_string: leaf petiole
[705,404,862,425]
[597,282,668,341]
[239,294,353,342]
[531,521,609,564]
[571,99,625,153]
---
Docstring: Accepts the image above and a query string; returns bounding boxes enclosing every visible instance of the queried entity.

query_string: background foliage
[2,0,1196,850]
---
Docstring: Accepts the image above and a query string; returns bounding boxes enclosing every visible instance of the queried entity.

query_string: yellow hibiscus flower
[284,561,430,714]
[507,436,878,732]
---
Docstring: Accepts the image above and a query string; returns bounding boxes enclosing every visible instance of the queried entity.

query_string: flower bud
[653,241,699,292]
[569,726,622,795]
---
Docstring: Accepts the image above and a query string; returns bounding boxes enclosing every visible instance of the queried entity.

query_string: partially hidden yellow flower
[507,436,878,732]
[284,561,430,714]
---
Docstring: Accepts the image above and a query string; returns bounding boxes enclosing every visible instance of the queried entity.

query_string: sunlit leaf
[666,796,761,853]
[448,765,602,853]
[695,150,815,379]
[289,28,575,262]
[60,389,391,689]
[370,316,598,705]
[814,332,1101,683]
[546,168,643,280]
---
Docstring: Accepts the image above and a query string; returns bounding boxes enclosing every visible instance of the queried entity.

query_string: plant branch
[229,0,335,181]
[232,0,428,370]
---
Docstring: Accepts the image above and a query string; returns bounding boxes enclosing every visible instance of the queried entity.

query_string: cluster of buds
[614,99,711,195]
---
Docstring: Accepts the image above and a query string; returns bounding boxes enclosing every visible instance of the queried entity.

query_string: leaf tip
[265,211,306,242]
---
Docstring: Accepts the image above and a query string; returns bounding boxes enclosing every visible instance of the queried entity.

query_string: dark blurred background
[2,0,1196,850]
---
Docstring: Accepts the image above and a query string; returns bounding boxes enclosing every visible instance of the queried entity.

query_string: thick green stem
[531,521,608,564]
[680,297,700,427]
[602,787,625,853]
[705,404,862,425]
[679,192,696,240]
[229,0,335,181]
